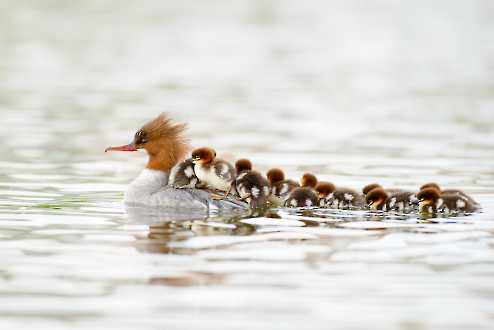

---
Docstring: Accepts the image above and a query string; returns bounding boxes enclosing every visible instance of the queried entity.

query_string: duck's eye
[134,131,149,144]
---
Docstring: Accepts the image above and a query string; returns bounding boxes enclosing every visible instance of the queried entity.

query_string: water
[1,0,494,329]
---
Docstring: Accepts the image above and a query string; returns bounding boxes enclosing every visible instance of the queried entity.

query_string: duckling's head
[105,113,189,171]
[266,168,285,185]
[315,182,336,199]
[363,183,382,195]
[365,187,388,210]
[191,147,216,165]
[420,182,441,192]
[235,158,252,173]
[300,173,318,188]
[417,187,441,211]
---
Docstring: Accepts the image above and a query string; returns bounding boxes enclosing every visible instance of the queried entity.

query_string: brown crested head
[416,187,441,202]
[420,182,441,192]
[315,181,336,198]
[191,147,216,165]
[300,173,318,188]
[363,183,382,195]
[365,187,388,208]
[235,158,252,173]
[105,113,189,171]
[266,168,285,185]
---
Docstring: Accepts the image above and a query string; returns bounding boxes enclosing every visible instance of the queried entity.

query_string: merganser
[362,183,404,195]
[417,187,478,214]
[233,159,270,209]
[105,114,246,212]
[420,182,478,206]
[168,158,198,189]
[316,182,364,209]
[284,173,319,208]
[363,183,418,209]
[266,168,299,206]
[365,187,416,212]
[191,147,236,197]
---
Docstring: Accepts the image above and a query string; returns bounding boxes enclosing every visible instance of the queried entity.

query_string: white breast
[195,165,230,191]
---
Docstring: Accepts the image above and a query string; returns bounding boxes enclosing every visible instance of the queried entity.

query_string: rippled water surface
[1,1,494,329]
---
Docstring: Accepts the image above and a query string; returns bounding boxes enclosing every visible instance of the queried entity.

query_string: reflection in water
[150,272,227,287]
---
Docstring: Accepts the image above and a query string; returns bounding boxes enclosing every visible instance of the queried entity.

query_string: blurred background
[1,1,494,329]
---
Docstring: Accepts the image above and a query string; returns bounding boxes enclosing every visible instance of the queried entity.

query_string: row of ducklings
[168,147,479,214]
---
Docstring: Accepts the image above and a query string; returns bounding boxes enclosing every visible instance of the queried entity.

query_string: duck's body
[194,160,236,191]
[317,182,364,209]
[269,180,300,206]
[382,191,417,212]
[266,168,299,206]
[285,187,319,208]
[125,168,245,211]
[362,183,404,195]
[192,147,236,193]
[106,114,247,213]
[420,182,478,206]
[324,188,364,209]
[234,159,270,209]
[365,188,416,212]
[284,173,319,208]
[417,187,478,214]
[168,158,198,189]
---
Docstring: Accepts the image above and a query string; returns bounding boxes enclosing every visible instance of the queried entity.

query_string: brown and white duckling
[417,187,478,214]
[316,182,364,209]
[233,159,270,209]
[168,158,198,189]
[363,183,418,208]
[420,182,478,206]
[284,173,319,208]
[191,147,236,197]
[362,183,404,195]
[365,187,417,212]
[266,168,300,206]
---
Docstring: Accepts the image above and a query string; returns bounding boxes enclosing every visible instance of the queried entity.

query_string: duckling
[168,158,198,189]
[362,183,403,195]
[266,168,300,206]
[363,183,418,209]
[284,173,319,208]
[316,182,364,209]
[365,187,416,212]
[417,187,478,214]
[233,159,270,209]
[420,182,478,206]
[315,181,336,207]
[192,147,236,198]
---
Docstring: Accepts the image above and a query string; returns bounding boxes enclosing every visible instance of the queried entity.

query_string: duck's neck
[124,168,169,204]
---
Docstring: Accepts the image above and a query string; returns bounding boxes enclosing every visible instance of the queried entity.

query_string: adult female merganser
[105,114,246,212]
[266,168,299,206]
[316,182,364,209]
[365,187,416,212]
[168,158,198,189]
[191,147,236,198]
[420,182,478,206]
[284,173,319,208]
[417,187,478,214]
[233,159,270,209]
